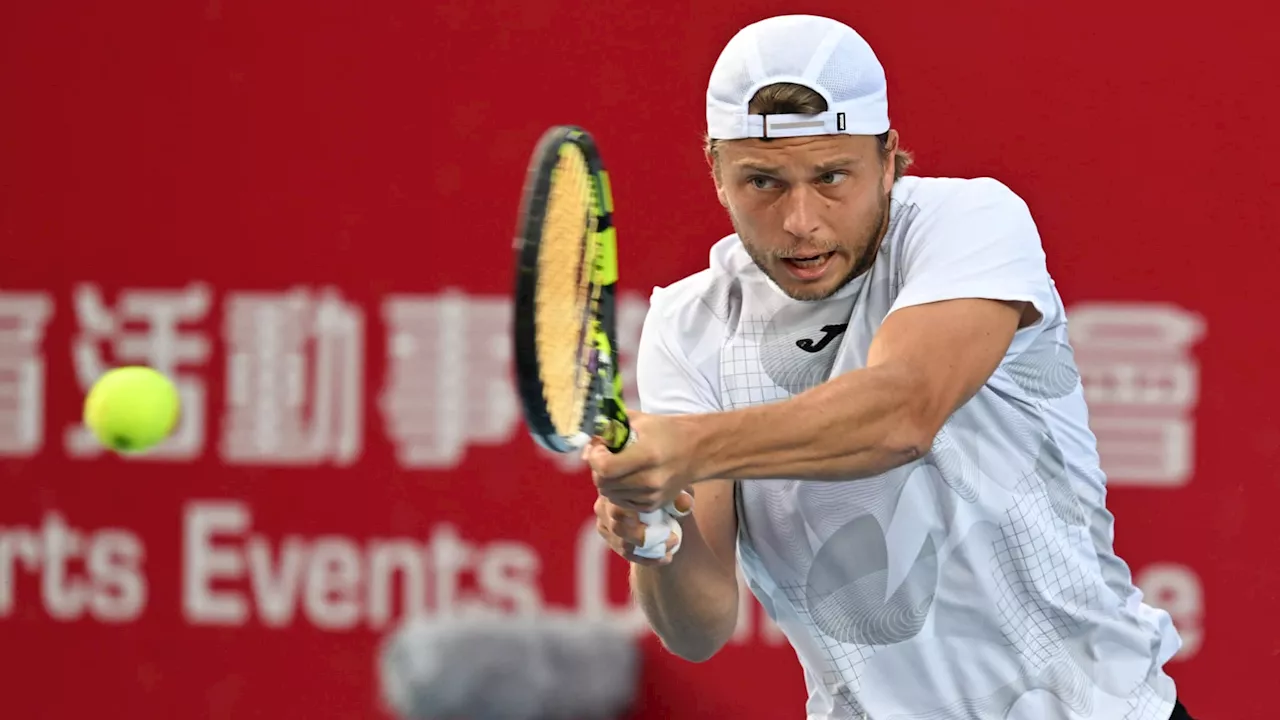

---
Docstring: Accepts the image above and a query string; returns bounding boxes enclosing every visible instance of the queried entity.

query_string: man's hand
[594,490,695,566]
[584,411,700,513]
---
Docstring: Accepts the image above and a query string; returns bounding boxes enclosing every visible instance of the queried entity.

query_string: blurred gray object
[379,612,642,720]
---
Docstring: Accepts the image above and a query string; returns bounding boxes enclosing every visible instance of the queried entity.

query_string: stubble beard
[735,190,891,302]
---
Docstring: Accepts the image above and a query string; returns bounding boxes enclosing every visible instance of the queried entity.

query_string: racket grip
[598,416,632,452]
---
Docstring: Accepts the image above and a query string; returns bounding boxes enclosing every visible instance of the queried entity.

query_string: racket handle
[598,416,632,452]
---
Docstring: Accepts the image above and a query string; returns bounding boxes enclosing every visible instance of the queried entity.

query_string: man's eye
[818,171,848,185]
[749,176,778,190]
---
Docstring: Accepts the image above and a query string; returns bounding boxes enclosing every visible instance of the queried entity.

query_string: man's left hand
[584,411,700,513]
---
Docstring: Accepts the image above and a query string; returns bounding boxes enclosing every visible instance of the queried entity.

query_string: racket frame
[512,125,632,454]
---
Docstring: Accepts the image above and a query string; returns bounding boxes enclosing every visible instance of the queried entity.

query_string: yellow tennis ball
[83,366,181,454]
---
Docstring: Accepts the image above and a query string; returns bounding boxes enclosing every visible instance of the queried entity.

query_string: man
[584,14,1194,720]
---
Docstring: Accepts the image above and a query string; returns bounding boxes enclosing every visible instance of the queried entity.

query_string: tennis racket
[511,125,687,560]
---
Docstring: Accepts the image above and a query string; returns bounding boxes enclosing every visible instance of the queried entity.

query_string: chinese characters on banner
[222,288,364,465]
[0,285,647,471]
[1068,302,1206,487]
[0,292,54,457]
[3,286,1205,486]
[65,284,213,460]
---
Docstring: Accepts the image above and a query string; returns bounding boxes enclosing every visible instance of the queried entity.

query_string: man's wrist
[676,410,737,483]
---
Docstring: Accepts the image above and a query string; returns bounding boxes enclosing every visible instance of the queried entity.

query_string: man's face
[713,133,896,301]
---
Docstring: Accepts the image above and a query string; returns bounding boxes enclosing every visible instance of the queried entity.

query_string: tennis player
[585,14,1196,720]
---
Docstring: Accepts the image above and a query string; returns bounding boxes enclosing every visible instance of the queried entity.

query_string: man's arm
[679,179,1051,485]
[687,297,1026,482]
[624,290,740,661]
[629,479,739,661]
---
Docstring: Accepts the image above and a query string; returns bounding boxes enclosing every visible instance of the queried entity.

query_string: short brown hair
[705,82,913,180]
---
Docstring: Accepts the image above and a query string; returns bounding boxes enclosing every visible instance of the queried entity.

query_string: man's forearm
[630,519,739,662]
[688,363,931,482]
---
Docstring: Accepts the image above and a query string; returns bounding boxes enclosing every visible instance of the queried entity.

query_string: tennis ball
[83,366,181,454]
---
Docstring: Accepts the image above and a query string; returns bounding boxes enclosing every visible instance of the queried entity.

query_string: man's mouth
[784,251,834,267]
[781,251,836,280]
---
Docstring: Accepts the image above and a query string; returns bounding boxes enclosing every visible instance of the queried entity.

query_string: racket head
[512,125,627,453]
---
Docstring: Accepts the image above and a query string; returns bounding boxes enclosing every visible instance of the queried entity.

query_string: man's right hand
[594,489,694,566]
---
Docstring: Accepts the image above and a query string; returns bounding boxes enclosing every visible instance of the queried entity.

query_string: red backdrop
[2,1,1277,718]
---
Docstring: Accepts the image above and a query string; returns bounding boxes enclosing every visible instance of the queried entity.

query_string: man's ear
[706,148,729,208]
[881,129,900,193]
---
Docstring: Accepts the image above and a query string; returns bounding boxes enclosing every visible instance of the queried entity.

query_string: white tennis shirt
[635,176,1182,720]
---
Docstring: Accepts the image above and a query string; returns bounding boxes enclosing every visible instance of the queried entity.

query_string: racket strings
[534,144,599,437]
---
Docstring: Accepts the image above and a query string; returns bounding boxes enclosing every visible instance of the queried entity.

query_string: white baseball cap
[706,15,890,140]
